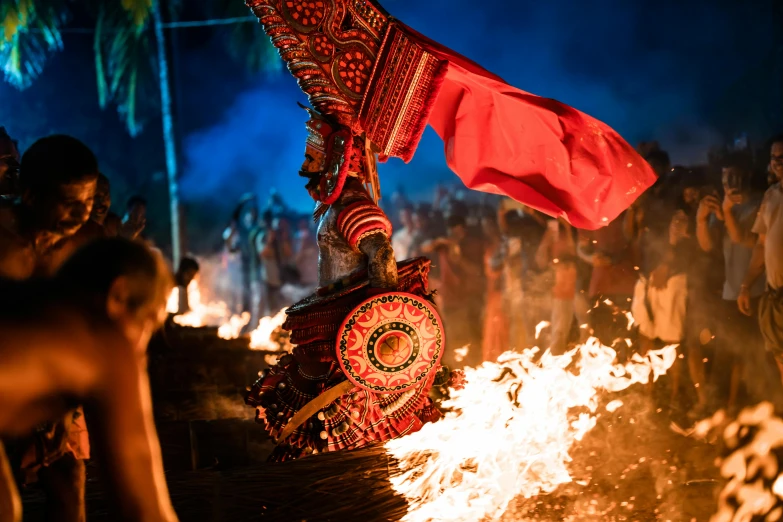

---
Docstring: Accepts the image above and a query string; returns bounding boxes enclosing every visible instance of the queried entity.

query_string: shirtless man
[91,173,122,236]
[0,238,178,522]
[0,135,99,521]
[0,134,99,280]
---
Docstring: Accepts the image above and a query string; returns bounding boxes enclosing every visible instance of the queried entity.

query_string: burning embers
[687,402,783,522]
[384,336,677,522]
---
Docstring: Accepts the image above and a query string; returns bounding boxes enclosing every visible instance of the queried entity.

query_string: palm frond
[93,1,157,136]
[120,0,152,28]
[219,0,279,74]
[93,6,108,108]
[0,0,68,89]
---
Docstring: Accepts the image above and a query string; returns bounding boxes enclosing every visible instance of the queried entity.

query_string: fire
[169,280,238,329]
[249,309,288,350]
[384,337,677,522]
[217,312,251,340]
[166,281,289,347]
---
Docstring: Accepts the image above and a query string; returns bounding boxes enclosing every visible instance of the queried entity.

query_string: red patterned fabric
[399,24,657,230]
[336,201,392,248]
[245,258,440,461]
[247,1,655,229]
[360,22,447,162]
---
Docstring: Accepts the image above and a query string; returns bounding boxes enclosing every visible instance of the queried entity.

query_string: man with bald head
[0,134,99,521]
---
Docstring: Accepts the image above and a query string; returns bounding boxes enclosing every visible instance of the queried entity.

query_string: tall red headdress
[246,0,656,229]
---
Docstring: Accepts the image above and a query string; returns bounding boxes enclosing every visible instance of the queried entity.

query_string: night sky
[0,0,781,249]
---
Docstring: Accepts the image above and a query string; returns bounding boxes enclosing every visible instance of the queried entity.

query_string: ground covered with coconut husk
[20,389,723,522]
[19,326,726,521]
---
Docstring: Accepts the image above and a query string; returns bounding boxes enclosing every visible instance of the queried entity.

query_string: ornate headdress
[247,0,447,202]
[300,104,376,205]
[246,0,657,229]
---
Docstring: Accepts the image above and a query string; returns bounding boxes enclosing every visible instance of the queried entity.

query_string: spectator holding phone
[697,153,766,412]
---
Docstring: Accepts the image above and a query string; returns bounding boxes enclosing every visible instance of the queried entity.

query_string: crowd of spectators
[213,134,783,421]
[380,135,783,420]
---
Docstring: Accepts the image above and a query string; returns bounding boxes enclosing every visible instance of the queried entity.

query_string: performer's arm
[337,201,396,289]
[359,233,398,289]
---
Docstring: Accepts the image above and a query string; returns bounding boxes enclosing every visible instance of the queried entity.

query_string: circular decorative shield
[336,292,444,393]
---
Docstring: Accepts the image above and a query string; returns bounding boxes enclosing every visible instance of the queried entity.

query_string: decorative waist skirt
[246,258,442,461]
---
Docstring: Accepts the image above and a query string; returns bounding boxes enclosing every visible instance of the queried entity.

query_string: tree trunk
[152,0,181,267]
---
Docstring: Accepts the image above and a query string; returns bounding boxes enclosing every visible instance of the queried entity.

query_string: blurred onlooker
[91,174,112,226]
[90,173,122,236]
[578,212,636,347]
[257,212,296,316]
[674,169,722,418]
[392,205,415,262]
[536,218,578,355]
[223,196,261,317]
[264,189,289,218]
[697,153,766,412]
[498,200,528,349]
[632,208,693,409]
[739,135,783,385]
[294,217,319,290]
[120,195,148,241]
[481,214,509,362]
[409,203,436,258]
[645,148,672,179]
[173,256,200,314]
[422,214,483,367]
[0,127,20,198]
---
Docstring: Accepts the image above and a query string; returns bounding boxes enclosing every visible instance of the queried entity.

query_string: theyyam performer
[244,0,657,460]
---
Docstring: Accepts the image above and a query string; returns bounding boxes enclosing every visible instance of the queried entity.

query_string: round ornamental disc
[336,292,444,393]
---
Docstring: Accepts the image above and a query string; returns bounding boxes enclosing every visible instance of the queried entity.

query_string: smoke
[178,0,780,213]
[179,77,314,212]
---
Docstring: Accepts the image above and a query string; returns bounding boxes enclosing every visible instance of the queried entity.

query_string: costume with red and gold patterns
[244,0,657,228]
[244,0,659,460]
[246,108,445,461]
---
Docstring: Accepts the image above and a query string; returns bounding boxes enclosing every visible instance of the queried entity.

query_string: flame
[249,309,288,351]
[165,281,290,349]
[384,338,677,522]
[217,312,251,340]
[168,280,249,338]
[165,286,179,314]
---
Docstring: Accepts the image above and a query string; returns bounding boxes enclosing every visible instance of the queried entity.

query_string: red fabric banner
[405,25,657,230]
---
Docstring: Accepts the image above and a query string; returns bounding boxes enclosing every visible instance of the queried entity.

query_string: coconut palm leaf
[92,0,157,136]
[219,0,279,74]
[0,0,69,89]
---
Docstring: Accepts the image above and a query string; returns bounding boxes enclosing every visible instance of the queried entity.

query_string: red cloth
[404,25,657,230]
